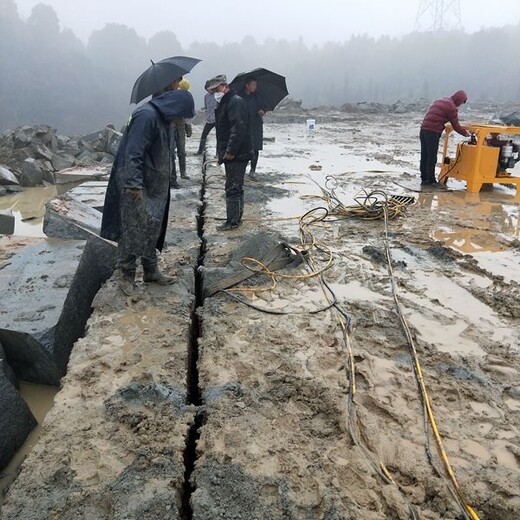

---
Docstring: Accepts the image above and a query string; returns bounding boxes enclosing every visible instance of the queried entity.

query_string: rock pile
[340,99,430,114]
[0,125,121,189]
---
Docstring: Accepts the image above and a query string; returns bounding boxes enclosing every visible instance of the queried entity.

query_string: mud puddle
[0,183,81,237]
[0,382,58,500]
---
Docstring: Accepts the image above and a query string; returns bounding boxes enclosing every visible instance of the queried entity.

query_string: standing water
[0,183,82,237]
[0,383,58,501]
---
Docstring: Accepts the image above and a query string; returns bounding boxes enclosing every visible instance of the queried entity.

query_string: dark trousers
[224,160,247,199]
[117,192,159,274]
[198,123,215,152]
[250,150,259,173]
[175,124,187,174]
[420,129,441,182]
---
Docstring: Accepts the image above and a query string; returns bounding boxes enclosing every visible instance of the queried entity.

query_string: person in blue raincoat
[239,75,267,175]
[101,78,195,294]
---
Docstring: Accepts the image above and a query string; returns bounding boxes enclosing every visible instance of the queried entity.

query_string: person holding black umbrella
[101,56,198,295]
[209,75,253,231]
[238,76,267,176]
[230,68,289,176]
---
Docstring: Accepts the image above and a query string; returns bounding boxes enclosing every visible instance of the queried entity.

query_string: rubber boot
[179,155,190,179]
[218,197,241,231]
[143,266,176,285]
[196,138,206,155]
[118,269,138,296]
[171,162,180,189]
[238,195,244,223]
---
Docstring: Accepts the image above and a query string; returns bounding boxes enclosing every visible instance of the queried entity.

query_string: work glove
[125,188,143,202]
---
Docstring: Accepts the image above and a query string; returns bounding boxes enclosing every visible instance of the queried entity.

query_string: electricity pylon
[415,0,462,32]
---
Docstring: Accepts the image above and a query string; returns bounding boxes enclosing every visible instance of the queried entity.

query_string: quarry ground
[1,111,519,520]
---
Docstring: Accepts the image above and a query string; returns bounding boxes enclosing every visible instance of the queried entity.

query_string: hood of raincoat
[451,90,468,107]
[149,89,195,122]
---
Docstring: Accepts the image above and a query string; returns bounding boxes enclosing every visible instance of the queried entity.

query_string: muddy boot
[143,267,176,285]
[118,269,139,296]
[196,137,206,155]
[179,156,190,179]
[238,195,244,223]
[218,198,241,231]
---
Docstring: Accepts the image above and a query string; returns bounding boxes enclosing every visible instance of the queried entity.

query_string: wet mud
[1,115,519,519]
[194,116,519,519]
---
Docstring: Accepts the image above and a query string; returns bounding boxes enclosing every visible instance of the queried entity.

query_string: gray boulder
[13,147,34,166]
[79,130,105,152]
[55,135,70,149]
[65,139,80,155]
[0,209,15,235]
[96,152,115,164]
[19,159,44,187]
[0,165,19,186]
[74,150,97,167]
[0,375,37,470]
[32,144,53,162]
[40,161,55,184]
[13,126,36,149]
[51,154,75,172]
[105,127,122,156]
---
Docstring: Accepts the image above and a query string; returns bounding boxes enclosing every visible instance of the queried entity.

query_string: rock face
[0,343,17,388]
[0,374,37,471]
[0,125,121,188]
[0,149,201,519]
[0,236,116,386]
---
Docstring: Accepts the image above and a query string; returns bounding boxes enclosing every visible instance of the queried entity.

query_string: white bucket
[306,118,316,131]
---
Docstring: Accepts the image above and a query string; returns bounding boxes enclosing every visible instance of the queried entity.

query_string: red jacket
[421,90,468,136]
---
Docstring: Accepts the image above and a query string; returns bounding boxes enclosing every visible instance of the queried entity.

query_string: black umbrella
[229,68,288,111]
[130,56,201,104]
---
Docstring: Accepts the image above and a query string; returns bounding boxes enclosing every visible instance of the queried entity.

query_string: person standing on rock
[211,75,253,230]
[239,76,267,176]
[101,77,195,294]
[196,78,220,155]
[420,90,470,187]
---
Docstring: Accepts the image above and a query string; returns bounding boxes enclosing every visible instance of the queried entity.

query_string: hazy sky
[15,0,520,45]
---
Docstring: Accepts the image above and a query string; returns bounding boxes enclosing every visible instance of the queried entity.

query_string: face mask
[214,92,225,103]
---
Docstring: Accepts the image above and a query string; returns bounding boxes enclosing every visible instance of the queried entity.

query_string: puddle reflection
[0,183,80,237]
[417,190,519,253]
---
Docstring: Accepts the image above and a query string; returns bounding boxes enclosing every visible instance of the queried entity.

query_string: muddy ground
[2,111,519,519]
[193,113,519,520]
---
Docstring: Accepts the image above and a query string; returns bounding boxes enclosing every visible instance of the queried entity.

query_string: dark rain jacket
[100,89,195,253]
[240,91,267,151]
[215,91,253,163]
[421,90,468,136]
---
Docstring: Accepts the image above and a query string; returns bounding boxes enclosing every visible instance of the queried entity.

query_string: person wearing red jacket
[420,90,469,186]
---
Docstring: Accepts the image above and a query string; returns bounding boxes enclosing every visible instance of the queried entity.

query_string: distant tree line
[1,0,519,134]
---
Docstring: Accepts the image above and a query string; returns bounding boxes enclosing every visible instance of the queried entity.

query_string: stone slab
[43,194,103,240]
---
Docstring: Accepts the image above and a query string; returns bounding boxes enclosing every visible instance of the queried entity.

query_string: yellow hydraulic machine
[439,123,520,193]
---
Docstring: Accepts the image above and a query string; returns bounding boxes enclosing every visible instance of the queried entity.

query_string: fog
[1,0,520,134]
